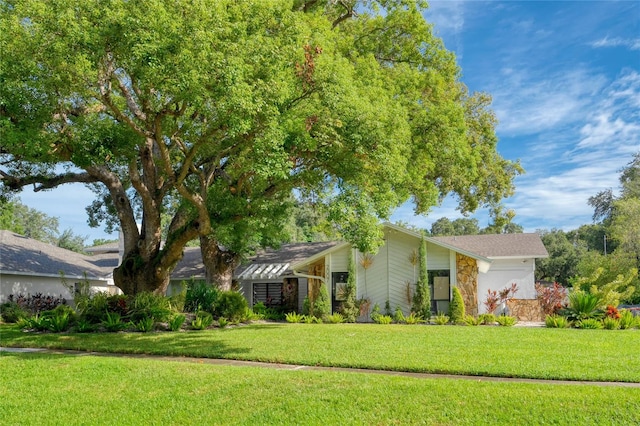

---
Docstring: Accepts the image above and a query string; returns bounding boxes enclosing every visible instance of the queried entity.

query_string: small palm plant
[563,291,603,322]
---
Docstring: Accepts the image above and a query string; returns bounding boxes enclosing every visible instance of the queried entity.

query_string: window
[253,282,283,306]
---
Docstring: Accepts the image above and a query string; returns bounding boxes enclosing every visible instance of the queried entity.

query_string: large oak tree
[0,0,521,294]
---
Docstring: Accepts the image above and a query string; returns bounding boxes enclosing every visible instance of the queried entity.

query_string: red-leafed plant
[605,305,621,319]
[535,282,567,315]
[483,283,519,314]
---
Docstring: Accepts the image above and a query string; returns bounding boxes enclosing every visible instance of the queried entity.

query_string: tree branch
[0,170,99,191]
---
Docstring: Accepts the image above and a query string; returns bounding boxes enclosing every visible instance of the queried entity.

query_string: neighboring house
[0,230,117,303]
[1,224,549,320]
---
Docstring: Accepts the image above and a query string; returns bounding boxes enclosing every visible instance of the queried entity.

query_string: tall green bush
[340,252,359,322]
[184,280,219,313]
[313,283,331,320]
[412,237,431,320]
[448,286,465,324]
[215,291,248,321]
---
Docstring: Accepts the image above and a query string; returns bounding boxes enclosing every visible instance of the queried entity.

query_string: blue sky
[18,1,640,242]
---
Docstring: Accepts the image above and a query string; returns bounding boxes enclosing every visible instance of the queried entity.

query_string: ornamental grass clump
[618,310,637,329]
[496,315,517,327]
[285,312,303,323]
[602,317,620,330]
[575,318,603,329]
[545,314,570,328]
[373,315,393,324]
[433,312,449,325]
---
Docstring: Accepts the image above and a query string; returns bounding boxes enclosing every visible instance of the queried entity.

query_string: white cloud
[590,36,640,51]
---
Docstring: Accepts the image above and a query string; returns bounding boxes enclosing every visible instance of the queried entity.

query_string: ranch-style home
[1,223,548,320]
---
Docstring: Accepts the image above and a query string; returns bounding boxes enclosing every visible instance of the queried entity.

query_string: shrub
[168,286,187,313]
[42,306,75,332]
[214,291,248,321]
[135,317,155,332]
[285,312,303,323]
[404,313,425,325]
[102,311,128,332]
[575,318,603,329]
[384,300,392,316]
[433,312,449,325]
[82,292,110,324]
[605,305,620,319]
[373,315,393,324]
[252,302,268,316]
[370,304,381,323]
[128,291,171,323]
[602,317,620,330]
[8,293,67,314]
[545,314,570,328]
[535,282,568,315]
[184,280,219,313]
[74,318,96,333]
[340,253,359,323]
[448,287,465,324]
[563,291,603,321]
[168,314,186,331]
[302,296,311,316]
[313,283,331,320]
[191,311,214,330]
[618,309,636,329]
[326,313,344,324]
[217,317,229,328]
[393,307,406,324]
[23,313,50,331]
[479,313,496,325]
[411,237,431,320]
[484,283,519,315]
[496,315,517,327]
[464,315,481,326]
[0,302,29,323]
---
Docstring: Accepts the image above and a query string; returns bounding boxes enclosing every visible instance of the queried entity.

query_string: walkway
[2,347,639,388]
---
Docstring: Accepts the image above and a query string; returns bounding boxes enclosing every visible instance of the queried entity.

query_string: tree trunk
[200,234,240,291]
[113,249,173,295]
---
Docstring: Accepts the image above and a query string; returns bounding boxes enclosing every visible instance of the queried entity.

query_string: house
[0,230,118,302]
[283,223,549,321]
[1,224,549,320]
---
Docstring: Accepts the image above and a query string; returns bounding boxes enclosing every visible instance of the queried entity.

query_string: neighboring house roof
[0,230,109,279]
[431,233,549,259]
[84,241,119,254]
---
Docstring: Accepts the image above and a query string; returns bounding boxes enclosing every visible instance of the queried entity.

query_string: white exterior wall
[0,273,112,304]
[424,242,450,270]
[386,230,421,315]
[476,258,537,314]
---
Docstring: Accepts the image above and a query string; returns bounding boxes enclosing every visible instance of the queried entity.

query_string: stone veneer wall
[456,253,478,317]
[507,299,545,322]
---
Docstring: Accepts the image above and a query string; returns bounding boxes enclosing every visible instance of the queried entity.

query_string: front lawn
[2,323,639,382]
[1,352,639,425]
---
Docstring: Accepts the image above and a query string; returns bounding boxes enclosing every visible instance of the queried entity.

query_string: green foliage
[373,315,393,325]
[191,311,214,330]
[433,313,450,325]
[135,317,155,333]
[370,304,381,323]
[478,313,496,325]
[535,282,568,316]
[448,287,466,324]
[575,318,603,329]
[128,292,171,323]
[340,252,359,323]
[618,310,637,329]
[285,312,303,323]
[602,317,620,330]
[571,267,636,308]
[384,300,392,317]
[168,285,187,313]
[403,313,426,325]
[312,283,331,321]
[102,312,127,332]
[184,281,219,314]
[545,315,570,329]
[214,291,248,322]
[74,318,96,333]
[217,317,229,328]
[302,315,322,324]
[536,229,587,285]
[563,291,603,321]
[302,297,311,316]
[0,302,29,323]
[168,314,186,332]
[393,307,406,324]
[326,313,345,324]
[496,315,517,327]
[411,237,431,319]
[464,315,481,326]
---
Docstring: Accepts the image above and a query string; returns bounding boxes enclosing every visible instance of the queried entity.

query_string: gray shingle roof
[0,230,111,278]
[431,233,548,258]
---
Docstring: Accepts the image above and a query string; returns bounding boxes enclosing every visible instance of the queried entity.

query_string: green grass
[1,353,639,425]
[1,323,639,382]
